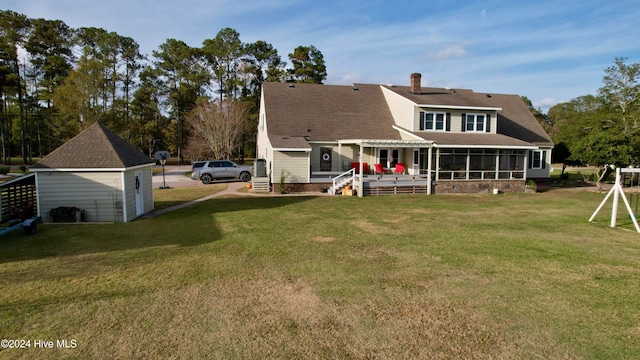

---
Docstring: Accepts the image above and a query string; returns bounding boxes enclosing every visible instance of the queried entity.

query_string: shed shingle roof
[32,122,154,169]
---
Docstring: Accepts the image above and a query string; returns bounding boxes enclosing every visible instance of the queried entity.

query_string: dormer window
[465,114,485,132]
[462,113,492,133]
[420,112,448,131]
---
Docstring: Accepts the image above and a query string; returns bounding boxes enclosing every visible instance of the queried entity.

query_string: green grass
[153,184,227,210]
[1,190,640,358]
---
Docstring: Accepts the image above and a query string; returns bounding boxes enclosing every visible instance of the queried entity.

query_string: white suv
[191,160,252,184]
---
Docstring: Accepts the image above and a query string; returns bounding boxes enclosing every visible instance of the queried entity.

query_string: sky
[4,0,640,113]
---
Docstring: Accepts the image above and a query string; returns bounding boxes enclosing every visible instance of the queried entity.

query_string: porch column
[359,144,364,198]
[338,143,342,171]
[427,146,433,195]
[495,151,500,179]
[523,151,528,179]
[435,148,440,181]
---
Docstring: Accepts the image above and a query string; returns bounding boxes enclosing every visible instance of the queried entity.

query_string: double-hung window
[465,114,486,132]
[420,112,446,131]
[528,150,546,169]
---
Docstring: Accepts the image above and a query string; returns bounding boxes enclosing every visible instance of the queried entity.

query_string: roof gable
[263,82,402,142]
[32,123,154,169]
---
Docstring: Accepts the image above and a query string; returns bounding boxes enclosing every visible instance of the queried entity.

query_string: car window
[212,161,223,168]
[193,162,205,168]
[222,161,234,167]
[207,162,216,168]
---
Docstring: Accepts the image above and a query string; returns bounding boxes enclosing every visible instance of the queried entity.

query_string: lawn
[1,189,640,359]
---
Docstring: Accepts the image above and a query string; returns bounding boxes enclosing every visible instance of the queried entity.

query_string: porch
[311,171,525,196]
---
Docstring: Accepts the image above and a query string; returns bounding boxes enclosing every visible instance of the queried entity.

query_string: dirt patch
[350,219,401,235]
[312,236,336,243]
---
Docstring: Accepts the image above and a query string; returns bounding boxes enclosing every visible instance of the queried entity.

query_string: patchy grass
[152,184,227,210]
[1,190,640,359]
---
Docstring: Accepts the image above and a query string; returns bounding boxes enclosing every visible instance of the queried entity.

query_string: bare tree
[185,98,251,159]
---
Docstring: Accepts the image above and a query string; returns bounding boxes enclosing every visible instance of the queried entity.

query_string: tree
[288,45,326,84]
[24,18,74,154]
[522,96,553,137]
[202,28,244,101]
[153,39,209,163]
[185,98,251,160]
[547,58,640,188]
[0,10,30,164]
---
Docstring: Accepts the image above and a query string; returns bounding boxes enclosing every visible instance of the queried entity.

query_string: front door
[135,172,143,216]
[320,147,332,171]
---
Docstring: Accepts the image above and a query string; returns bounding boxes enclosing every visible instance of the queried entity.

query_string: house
[30,122,155,222]
[256,73,554,196]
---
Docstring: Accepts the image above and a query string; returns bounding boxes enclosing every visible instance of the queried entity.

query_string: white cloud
[422,44,469,62]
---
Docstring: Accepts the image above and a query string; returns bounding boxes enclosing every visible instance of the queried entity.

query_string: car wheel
[240,172,251,182]
[201,174,213,184]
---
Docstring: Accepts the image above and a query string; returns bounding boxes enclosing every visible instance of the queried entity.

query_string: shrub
[0,166,9,175]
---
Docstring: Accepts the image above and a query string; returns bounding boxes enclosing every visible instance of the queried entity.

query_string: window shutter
[528,151,533,169]
[419,112,425,130]
[542,151,547,169]
[446,113,451,131]
[461,113,466,132]
[486,114,491,132]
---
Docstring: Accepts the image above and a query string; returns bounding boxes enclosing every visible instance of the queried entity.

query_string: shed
[30,123,155,223]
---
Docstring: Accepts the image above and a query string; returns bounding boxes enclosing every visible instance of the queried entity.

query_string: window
[464,114,486,132]
[529,150,546,169]
[420,112,446,131]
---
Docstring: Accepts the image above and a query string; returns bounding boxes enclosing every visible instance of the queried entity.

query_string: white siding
[122,167,154,222]
[527,148,552,178]
[256,91,274,179]
[273,151,309,183]
[417,109,499,134]
[381,87,416,129]
[37,171,124,223]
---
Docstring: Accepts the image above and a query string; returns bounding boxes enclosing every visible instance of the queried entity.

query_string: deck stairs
[329,168,356,195]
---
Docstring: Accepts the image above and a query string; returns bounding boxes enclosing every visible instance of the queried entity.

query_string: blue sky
[5,0,640,112]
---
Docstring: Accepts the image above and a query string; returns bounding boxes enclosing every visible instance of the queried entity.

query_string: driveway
[151,165,252,189]
[152,165,198,188]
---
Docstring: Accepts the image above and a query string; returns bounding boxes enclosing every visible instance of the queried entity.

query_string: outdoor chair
[374,163,386,175]
[394,163,405,174]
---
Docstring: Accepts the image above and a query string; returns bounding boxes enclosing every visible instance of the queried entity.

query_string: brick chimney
[410,73,422,94]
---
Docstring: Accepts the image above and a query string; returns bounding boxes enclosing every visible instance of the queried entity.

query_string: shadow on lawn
[0,196,314,264]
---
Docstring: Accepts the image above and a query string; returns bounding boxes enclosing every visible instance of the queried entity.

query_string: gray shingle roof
[32,122,154,169]
[263,81,553,148]
[263,82,402,142]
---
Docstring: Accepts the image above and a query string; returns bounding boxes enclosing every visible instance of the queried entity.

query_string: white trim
[434,144,537,150]
[30,163,154,172]
[463,113,487,132]
[392,125,425,140]
[0,173,35,186]
[273,148,312,152]
[35,172,42,218]
[418,104,502,111]
[121,172,127,222]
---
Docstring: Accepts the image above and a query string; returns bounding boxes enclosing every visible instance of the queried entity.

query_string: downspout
[358,143,364,198]
[427,146,433,195]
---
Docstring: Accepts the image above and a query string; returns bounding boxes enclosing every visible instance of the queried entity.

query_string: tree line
[547,57,640,180]
[0,10,327,164]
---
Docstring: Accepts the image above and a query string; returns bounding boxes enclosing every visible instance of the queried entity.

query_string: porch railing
[330,168,356,195]
[428,170,525,180]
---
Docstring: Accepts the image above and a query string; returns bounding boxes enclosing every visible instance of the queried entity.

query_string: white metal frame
[589,167,640,233]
